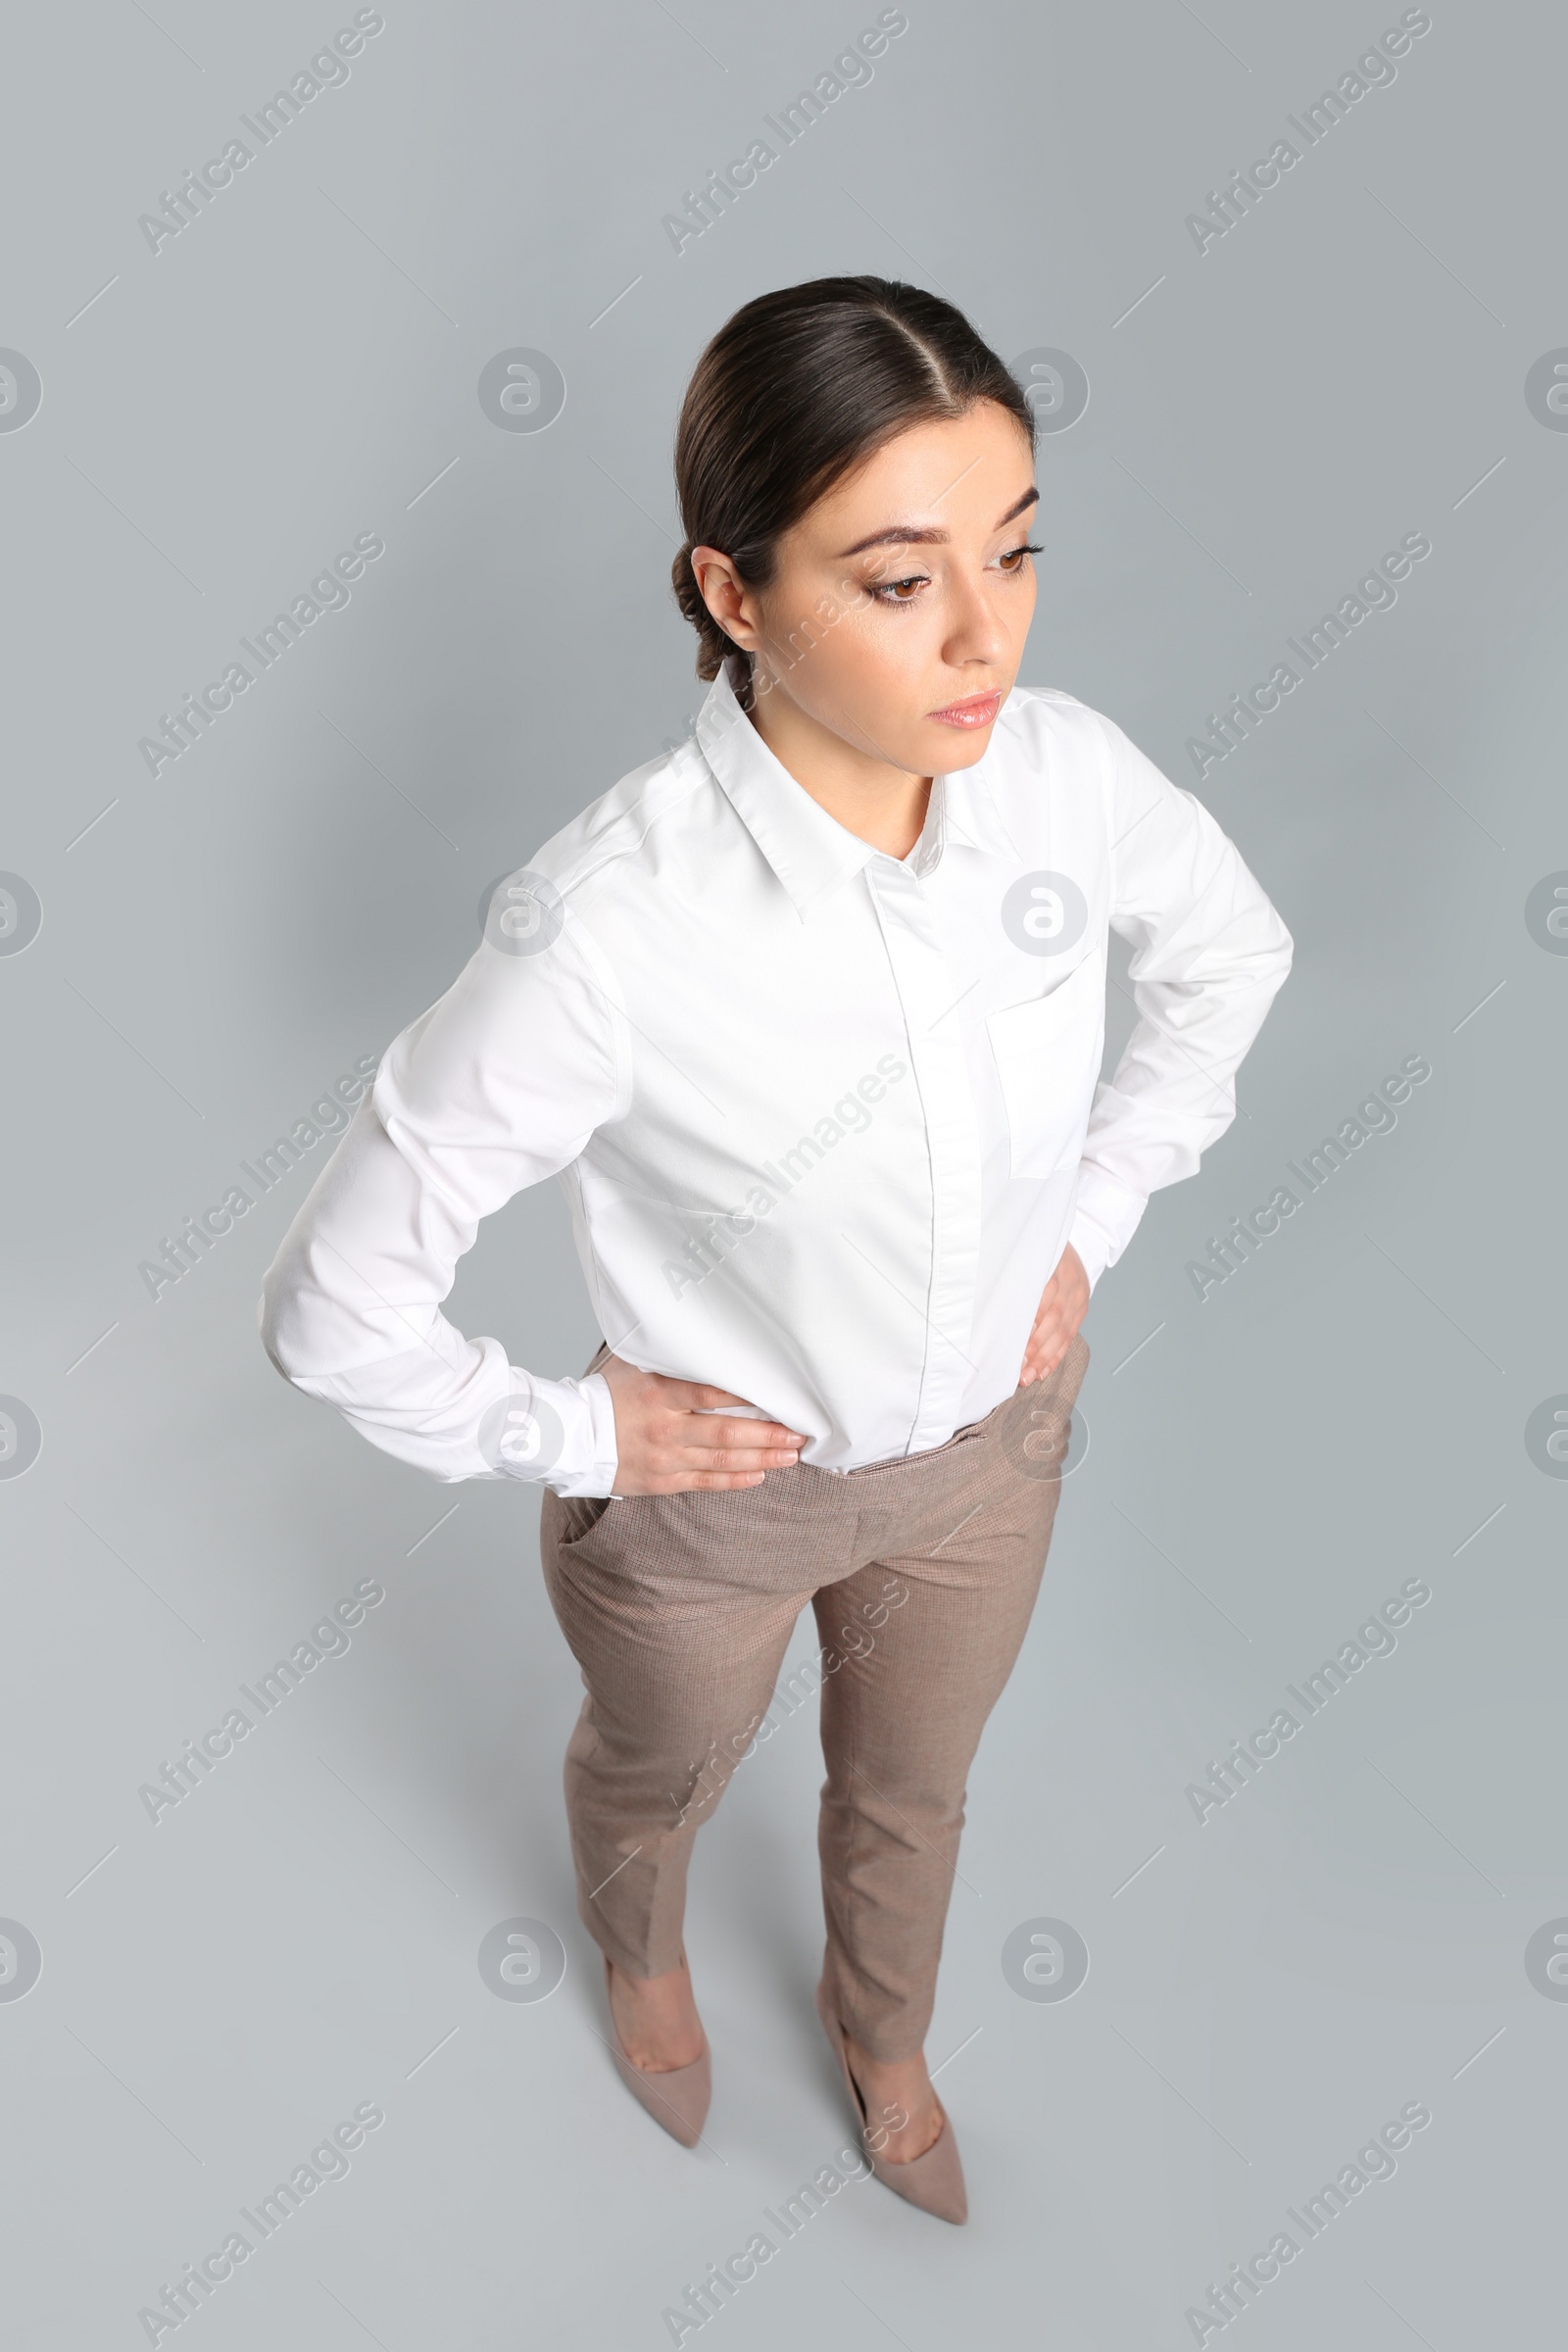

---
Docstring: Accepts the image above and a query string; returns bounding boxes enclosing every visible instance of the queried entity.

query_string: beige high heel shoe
[815,1977,967,2224]
[604,1953,711,2148]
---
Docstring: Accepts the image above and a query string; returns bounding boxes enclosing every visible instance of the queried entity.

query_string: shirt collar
[694,662,1014,916]
[925,752,1016,863]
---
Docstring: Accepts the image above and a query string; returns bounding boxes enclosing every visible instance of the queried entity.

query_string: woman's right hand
[598,1353,807,1494]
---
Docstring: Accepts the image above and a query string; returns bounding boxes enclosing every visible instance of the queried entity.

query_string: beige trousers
[538,1333,1089,2061]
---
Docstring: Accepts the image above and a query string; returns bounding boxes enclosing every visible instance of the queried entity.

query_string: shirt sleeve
[257,908,623,1494]
[1067,714,1294,1290]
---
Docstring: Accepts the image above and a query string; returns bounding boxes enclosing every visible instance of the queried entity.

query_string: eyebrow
[836,485,1040,559]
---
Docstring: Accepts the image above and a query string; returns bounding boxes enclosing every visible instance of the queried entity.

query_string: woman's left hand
[1019,1243,1089,1385]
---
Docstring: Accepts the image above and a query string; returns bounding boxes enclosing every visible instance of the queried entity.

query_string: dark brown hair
[670,276,1036,706]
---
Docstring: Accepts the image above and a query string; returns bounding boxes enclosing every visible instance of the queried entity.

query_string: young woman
[261,276,1292,2224]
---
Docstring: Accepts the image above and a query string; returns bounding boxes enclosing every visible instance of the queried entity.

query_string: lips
[928,689,1003,728]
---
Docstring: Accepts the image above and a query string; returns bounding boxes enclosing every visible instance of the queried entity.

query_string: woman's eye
[869,573,929,605]
[868,543,1042,605]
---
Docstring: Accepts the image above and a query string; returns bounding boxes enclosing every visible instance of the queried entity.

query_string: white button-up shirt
[259,668,1291,1494]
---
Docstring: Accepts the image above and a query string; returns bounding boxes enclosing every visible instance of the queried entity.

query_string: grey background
[2,0,1563,2344]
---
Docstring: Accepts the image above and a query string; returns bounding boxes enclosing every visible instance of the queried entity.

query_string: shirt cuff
[537,1369,619,1497]
[1067,1163,1152,1293]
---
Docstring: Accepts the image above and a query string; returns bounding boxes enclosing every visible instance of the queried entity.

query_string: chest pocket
[985,952,1105,1180]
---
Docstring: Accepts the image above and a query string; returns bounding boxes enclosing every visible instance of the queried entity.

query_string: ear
[690,546,759,654]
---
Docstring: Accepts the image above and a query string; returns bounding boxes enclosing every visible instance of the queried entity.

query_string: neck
[745,681,932,860]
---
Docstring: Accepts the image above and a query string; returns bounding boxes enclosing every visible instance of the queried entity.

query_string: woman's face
[695,398,1039,775]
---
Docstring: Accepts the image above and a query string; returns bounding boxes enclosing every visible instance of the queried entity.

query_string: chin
[921,716,997,766]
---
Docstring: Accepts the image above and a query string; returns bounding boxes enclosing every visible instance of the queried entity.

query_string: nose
[941,562,1013,669]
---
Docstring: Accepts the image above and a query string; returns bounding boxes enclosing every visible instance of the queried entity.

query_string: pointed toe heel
[815,1977,967,2225]
[604,1956,711,2148]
